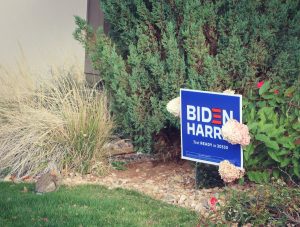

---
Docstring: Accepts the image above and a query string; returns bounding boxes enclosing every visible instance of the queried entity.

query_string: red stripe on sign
[213,114,221,119]
[212,108,221,113]
[212,120,222,125]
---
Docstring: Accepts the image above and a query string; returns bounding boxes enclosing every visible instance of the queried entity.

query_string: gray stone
[145,179,154,184]
[172,175,184,183]
[184,200,190,206]
[164,194,176,202]
[199,198,209,208]
[178,195,187,204]
[195,204,205,212]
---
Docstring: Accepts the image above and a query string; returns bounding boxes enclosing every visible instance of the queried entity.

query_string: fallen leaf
[10,175,16,182]
[22,175,31,181]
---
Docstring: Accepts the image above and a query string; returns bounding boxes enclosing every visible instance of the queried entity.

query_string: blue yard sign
[180,89,243,168]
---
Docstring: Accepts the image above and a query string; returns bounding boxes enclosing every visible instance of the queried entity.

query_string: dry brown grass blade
[0,62,114,178]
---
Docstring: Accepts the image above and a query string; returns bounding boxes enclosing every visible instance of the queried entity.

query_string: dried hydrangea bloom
[223,89,235,94]
[166,97,180,117]
[221,119,250,147]
[219,160,245,183]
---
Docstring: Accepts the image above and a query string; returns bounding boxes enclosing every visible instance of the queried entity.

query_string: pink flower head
[257,81,264,88]
[210,197,218,206]
[210,197,218,211]
[274,89,279,94]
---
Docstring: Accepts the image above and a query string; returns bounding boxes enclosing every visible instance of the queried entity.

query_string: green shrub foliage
[199,181,300,226]
[74,1,299,162]
[244,82,300,181]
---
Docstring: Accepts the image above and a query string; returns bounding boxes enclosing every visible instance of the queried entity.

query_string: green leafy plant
[111,161,127,171]
[224,182,300,226]
[247,171,270,184]
[199,181,300,226]
[243,81,300,182]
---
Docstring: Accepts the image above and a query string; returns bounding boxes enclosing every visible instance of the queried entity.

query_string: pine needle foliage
[74,0,299,153]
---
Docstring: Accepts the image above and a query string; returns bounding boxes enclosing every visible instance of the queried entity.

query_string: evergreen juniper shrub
[74,0,299,180]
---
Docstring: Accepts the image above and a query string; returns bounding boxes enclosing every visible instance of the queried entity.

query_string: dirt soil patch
[62,160,226,213]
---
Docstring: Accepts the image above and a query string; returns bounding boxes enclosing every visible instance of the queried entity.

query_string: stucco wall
[0,0,86,73]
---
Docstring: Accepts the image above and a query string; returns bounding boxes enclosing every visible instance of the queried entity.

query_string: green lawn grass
[0,182,198,227]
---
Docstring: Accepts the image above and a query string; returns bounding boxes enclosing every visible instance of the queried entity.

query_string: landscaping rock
[195,204,203,212]
[164,194,176,202]
[179,195,187,204]
[105,139,134,155]
[61,161,223,212]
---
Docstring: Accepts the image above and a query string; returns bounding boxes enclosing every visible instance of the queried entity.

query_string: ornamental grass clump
[0,62,114,178]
